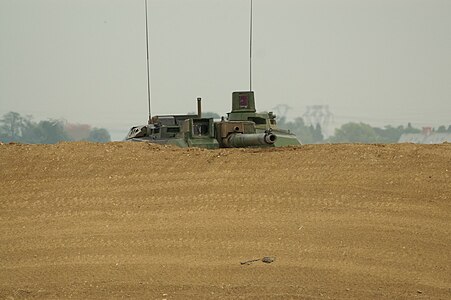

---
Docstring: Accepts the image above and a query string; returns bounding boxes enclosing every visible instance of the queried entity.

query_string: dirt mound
[1,142,450,299]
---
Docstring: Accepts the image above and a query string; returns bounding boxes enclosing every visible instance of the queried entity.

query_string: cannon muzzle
[223,132,277,148]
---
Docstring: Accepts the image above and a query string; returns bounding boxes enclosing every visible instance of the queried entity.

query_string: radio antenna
[144,0,152,124]
[249,0,253,91]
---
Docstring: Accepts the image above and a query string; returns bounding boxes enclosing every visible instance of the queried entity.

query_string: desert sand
[1,142,450,299]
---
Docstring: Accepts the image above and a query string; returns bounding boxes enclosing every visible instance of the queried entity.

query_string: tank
[126,91,300,148]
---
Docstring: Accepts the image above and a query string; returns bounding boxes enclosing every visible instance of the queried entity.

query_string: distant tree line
[327,122,421,144]
[0,112,111,144]
[198,110,450,144]
[277,116,324,144]
[281,120,451,144]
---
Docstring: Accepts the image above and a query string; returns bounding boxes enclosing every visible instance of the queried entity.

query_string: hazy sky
[1,0,450,140]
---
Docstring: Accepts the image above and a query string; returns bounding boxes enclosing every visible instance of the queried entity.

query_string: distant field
[1,142,450,299]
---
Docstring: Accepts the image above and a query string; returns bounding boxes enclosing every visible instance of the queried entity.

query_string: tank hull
[129,137,219,149]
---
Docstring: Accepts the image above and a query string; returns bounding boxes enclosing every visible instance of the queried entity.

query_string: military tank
[126,91,299,148]
[128,1,299,148]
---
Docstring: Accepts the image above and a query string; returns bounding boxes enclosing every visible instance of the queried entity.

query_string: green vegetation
[324,122,450,144]
[278,117,451,144]
[277,117,323,144]
[0,112,111,144]
[279,118,449,144]
[188,111,221,119]
[328,123,423,144]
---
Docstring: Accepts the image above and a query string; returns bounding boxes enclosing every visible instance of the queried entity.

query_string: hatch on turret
[231,91,256,113]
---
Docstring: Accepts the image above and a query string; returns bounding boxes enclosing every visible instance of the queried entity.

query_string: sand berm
[1,142,450,299]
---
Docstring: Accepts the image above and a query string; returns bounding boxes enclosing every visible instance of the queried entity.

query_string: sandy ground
[0,142,450,299]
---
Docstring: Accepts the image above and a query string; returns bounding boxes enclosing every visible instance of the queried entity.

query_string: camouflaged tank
[126,91,300,148]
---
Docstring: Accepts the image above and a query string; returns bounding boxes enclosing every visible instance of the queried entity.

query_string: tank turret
[227,91,301,147]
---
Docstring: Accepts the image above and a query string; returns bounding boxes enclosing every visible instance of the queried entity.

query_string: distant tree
[404,122,421,134]
[20,117,43,144]
[63,123,111,142]
[436,125,447,133]
[313,124,324,142]
[278,117,323,144]
[87,128,111,143]
[447,125,451,133]
[32,120,71,144]
[327,122,425,144]
[373,125,405,143]
[0,112,27,142]
[0,112,112,144]
[203,112,221,119]
[65,123,91,140]
[188,111,221,119]
[329,122,379,143]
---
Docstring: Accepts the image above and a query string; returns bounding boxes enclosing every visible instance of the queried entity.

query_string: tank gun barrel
[224,132,277,148]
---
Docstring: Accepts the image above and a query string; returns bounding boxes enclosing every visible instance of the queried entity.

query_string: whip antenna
[144,0,152,124]
[249,0,253,91]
